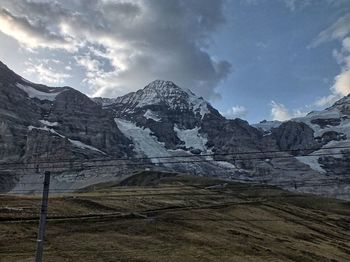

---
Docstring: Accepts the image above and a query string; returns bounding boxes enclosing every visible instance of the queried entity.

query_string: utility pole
[35,171,51,262]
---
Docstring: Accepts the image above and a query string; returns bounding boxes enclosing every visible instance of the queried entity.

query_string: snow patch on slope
[136,92,162,108]
[115,119,237,174]
[143,109,161,122]
[214,161,236,169]
[16,83,64,101]
[39,120,59,127]
[296,156,326,174]
[68,139,106,155]
[296,139,350,173]
[28,125,106,155]
[185,89,210,119]
[28,125,64,137]
[174,125,207,151]
[115,118,172,164]
[293,108,349,138]
[290,101,350,170]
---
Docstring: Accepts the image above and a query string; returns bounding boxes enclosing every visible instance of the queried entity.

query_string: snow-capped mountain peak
[106,80,213,119]
[97,80,221,157]
[144,79,179,92]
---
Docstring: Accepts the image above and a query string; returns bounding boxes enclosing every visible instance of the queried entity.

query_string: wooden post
[35,171,51,262]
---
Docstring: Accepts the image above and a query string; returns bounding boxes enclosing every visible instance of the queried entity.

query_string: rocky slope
[0,61,349,199]
[0,61,131,162]
[0,61,135,192]
[255,95,350,177]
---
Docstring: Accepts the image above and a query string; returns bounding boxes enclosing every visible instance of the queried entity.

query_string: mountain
[0,61,349,199]
[95,80,266,155]
[253,120,282,134]
[285,96,350,175]
[0,61,131,161]
[253,96,350,176]
[0,61,134,192]
[93,80,345,198]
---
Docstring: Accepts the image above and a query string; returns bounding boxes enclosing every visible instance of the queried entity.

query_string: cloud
[314,66,350,107]
[283,0,298,11]
[271,101,291,121]
[277,0,312,11]
[75,56,101,73]
[332,67,350,96]
[23,62,71,85]
[310,14,350,47]
[314,94,339,107]
[222,106,248,119]
[0,0,232,99]
[0,8,76,51]
[270,101,306,121]
[244,0,311,10]
[311,14,350,107]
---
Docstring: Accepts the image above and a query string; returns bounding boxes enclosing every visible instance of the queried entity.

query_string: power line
[3,172,350,195]
[2,201,349,224]
[6,175,350,187]
[2,216,348,223]
[1,149,350,172]
[5,182,350,194]
[1,144,349,167]
[10,176,350,186]
[0,248,180,256]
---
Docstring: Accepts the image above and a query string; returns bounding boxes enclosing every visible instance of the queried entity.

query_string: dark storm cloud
[0,0,232,98]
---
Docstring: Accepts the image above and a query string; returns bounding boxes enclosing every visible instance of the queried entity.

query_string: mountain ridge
[0,61,349,200]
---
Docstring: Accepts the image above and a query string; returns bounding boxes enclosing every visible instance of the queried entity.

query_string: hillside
[1,172,350,262]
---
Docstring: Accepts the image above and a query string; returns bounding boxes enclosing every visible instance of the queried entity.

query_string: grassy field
[1,172,350,261]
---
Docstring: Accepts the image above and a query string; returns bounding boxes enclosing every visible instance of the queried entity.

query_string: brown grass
[0,174,350,262]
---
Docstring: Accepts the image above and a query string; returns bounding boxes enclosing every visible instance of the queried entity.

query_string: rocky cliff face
[0,61,132,164]
[256,94,350,179]
[251,96,350,198]
[271,121,320,155]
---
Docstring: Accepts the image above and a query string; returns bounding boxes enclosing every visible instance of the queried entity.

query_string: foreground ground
[0,172,350,262]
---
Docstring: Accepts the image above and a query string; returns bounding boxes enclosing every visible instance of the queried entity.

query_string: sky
[0,0,349,123]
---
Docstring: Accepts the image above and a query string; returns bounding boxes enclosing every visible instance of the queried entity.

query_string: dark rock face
[200,116,276,173]
[315,131,347,145]
[318,150,350,176]
[201,116,263,154]
[24,129,76,161]
[0,61,132,165]
[50,89,131,157]
[0,172,17,192]
[272,121,320,155]
[311,118,341,128]
[0,64,45,161]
